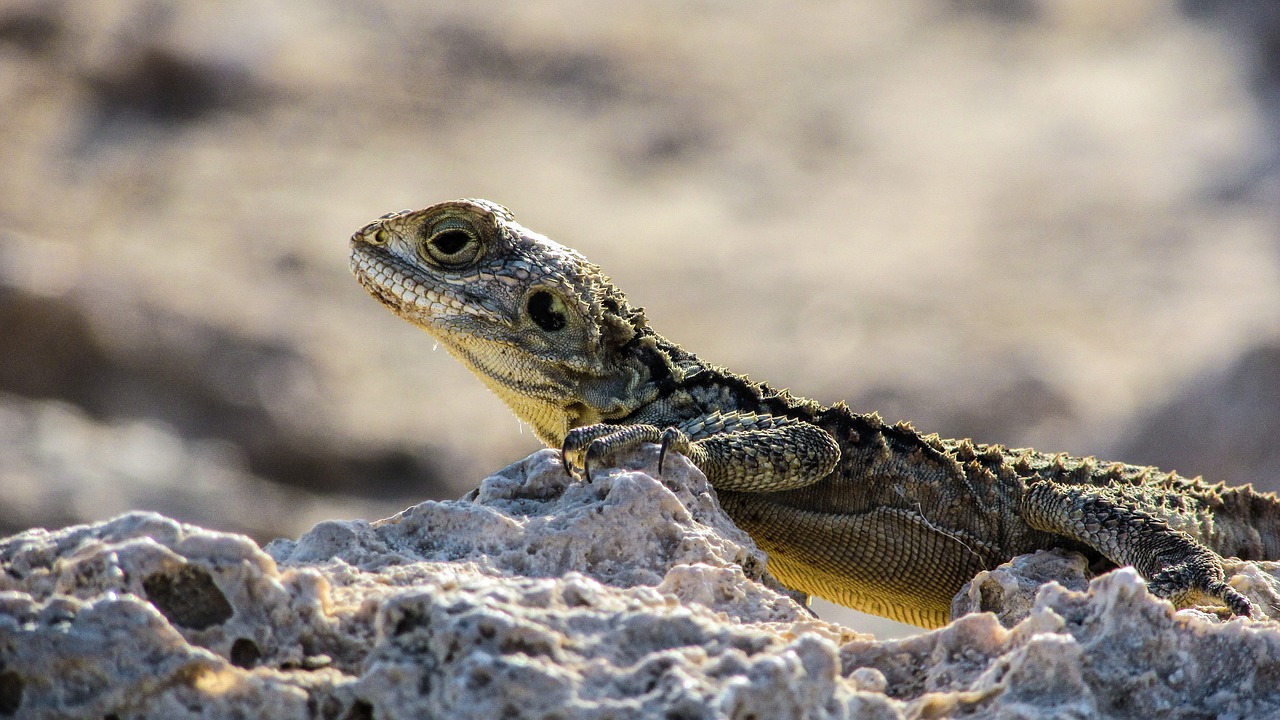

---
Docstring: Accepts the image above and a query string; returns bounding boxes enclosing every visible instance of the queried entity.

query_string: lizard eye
[419,217,485,269]
[527,290,568,332]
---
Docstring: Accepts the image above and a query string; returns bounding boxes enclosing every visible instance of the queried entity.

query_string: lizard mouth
[349,243,410,313]
[349,241,507,330]
[349,242,457,325]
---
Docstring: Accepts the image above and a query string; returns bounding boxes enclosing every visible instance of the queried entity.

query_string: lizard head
[350,198,665,445]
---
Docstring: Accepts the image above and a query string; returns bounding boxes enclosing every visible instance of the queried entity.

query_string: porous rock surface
[1,447,1279,719]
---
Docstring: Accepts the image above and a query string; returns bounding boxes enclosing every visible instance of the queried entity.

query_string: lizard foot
[1147,562,1254,618]
[561,423,663,482]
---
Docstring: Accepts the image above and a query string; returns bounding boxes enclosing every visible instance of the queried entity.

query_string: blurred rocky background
[1,0,1278,637]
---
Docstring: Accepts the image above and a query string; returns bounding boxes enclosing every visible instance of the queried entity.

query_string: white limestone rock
[1,446,1279,719]
[954,546,1280,629]
[952,548,1093,627]
[845,568,1280,718]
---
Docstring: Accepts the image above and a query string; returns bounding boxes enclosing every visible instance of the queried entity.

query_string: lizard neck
[470,327,691,447]
[607,331,836,431]
[569,329,687,429]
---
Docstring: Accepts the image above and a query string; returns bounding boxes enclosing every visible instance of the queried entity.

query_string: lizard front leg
[562,411,840,492]
[1021,481,1254,617]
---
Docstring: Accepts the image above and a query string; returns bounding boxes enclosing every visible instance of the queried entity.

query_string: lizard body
[350,199,1280,628]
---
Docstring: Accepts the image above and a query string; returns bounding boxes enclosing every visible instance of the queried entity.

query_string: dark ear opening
[527,290,567,331]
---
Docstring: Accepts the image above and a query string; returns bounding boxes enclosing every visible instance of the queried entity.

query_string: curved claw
[561,424,624,483]
[560,438,579,479]
[582,443,595,484]
[658,427,689,474]
[582,437,618,484]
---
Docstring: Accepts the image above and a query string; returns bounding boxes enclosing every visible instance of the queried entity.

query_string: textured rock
[952,548,1093,628]
[0,1,1277,651]
[849,569,1280,719]
[953,547,1280,630]
[2,448,1279,719]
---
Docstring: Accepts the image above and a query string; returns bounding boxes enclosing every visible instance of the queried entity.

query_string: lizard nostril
[352,225,389,246]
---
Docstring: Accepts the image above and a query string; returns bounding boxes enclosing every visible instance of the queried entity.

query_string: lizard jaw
[349,240,506,331]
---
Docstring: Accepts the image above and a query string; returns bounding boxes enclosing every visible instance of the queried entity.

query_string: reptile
[349,198,1280,628]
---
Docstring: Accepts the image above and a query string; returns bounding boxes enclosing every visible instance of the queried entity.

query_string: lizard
[348,198,1280,629]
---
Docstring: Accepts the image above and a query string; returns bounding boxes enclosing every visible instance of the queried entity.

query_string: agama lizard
[349,198,1280,628]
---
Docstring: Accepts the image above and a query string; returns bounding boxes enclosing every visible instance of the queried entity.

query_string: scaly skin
[349,199,1280,628]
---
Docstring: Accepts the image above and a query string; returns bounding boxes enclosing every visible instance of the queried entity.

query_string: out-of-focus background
[2,0,1278,638]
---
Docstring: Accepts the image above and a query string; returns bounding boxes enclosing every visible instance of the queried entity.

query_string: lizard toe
[1148,563,1252,618]
[658,427,692,474]
[1207,581,1254,618]
[562,424,623,481]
